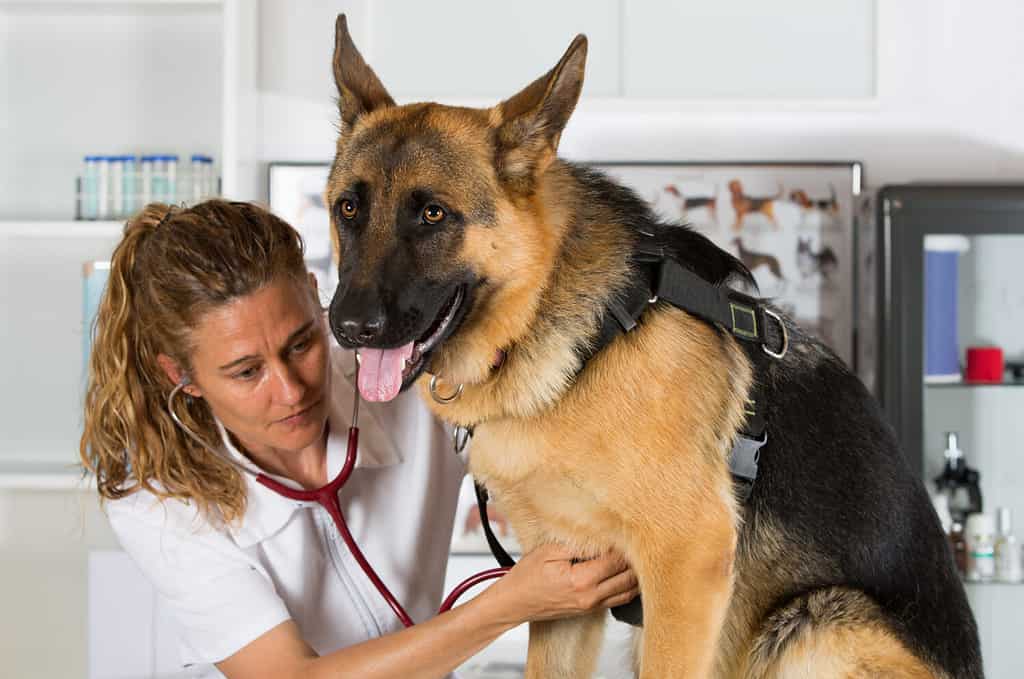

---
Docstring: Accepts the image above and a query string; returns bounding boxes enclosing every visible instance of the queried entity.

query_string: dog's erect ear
[333,14,395,133]
[493,34,587,191]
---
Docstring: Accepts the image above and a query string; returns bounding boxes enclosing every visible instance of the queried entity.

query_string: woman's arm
[216,543,638,679]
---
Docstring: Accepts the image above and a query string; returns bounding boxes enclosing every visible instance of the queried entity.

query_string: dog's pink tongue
[357,342,414,402]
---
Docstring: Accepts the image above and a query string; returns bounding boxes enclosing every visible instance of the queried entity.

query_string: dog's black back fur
[568,165,754,290]
[572,163,982,678]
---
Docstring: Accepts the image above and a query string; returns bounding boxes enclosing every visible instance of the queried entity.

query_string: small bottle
[152,156,169,204]
[81,155,101,220]
[204,156,217,198]
[140,155,155,205]
[965,513,996,582]
[995,507,1023,583]
[949,520,968,577]
[122,155,137,216]
[934,431,983,524]
[96,156,111,220]
[190,154,204,203]
[109,156,124,219]
[166,154,179,204]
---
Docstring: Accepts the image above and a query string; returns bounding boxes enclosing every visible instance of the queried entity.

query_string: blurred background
[2,1,1024,677]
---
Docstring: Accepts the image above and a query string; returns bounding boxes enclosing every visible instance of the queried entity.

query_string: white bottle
[109,156,124,219]
[96,156,111,220]
[995,507,1023,583]
[122,155,137,216]
[965,513,996,582]
[81,156,100,220]
[166,154,179,204]
[190,154,204,203]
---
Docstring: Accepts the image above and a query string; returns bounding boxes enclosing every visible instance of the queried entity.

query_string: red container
[965,346,1004,383]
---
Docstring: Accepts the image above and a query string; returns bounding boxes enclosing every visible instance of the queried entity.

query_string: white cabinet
[0,0,262,478]
[621,0,876,99]
[0,224,121,475]
[1,1,224,220]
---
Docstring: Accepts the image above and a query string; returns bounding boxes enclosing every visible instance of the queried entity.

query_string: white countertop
[0,460,94,491]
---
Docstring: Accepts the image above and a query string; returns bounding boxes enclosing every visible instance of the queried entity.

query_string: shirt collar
[222,344,405,548]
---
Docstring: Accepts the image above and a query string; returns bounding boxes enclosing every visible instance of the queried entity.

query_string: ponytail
[80,200,307,523]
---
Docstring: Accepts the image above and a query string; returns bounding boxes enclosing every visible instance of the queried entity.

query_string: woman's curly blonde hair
[80,199,309,523]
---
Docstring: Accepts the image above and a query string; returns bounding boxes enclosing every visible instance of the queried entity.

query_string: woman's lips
[277,399,321,426]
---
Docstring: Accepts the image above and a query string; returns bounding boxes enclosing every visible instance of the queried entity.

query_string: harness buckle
[729,303,759,339]
[761,308,789,359]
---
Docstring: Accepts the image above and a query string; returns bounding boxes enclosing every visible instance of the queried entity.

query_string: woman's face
[184,276,331,458]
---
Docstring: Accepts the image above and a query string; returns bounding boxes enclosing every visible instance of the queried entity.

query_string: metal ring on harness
[429,374,464,404]
[761,308,789,359]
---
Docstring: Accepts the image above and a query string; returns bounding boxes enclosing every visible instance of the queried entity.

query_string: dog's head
[325,15,587,402]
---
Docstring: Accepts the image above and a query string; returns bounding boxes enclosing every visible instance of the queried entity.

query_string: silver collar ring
[429,374,464,404]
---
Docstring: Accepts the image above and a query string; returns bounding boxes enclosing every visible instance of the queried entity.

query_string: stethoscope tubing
[166,364,509,629]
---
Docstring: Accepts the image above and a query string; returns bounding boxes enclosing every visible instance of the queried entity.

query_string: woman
[80,200,638,679]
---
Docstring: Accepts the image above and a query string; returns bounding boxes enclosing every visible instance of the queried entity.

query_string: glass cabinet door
[878,186,1024,678]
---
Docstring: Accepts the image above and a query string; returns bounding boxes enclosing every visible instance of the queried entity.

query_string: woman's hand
[482,543,639,626]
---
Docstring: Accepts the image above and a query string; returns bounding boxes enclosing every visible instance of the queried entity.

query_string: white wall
[253,0,1024,191]
[5,1,1024,677]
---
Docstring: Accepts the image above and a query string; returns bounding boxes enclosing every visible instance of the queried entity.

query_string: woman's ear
[157,354,202,397]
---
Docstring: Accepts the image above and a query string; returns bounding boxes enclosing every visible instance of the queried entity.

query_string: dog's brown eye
[423,205,446,224]
[339,199,358,220]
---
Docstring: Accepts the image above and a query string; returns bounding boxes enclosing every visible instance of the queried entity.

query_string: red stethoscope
[167,364,509,628]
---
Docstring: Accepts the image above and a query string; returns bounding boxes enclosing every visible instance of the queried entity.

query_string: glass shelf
[927,381,1024,389]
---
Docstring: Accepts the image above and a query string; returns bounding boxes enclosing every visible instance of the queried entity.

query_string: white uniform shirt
[107,344,465,676]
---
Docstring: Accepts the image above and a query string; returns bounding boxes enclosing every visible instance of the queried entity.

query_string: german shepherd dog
[325,15,981,679]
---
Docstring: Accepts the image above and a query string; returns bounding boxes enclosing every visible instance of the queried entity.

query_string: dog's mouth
[355,286,466,402]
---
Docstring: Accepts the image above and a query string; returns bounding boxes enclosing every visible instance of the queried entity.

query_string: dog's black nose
[337,315,384,346]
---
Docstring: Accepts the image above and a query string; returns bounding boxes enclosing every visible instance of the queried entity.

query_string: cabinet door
[879,186,1024,679]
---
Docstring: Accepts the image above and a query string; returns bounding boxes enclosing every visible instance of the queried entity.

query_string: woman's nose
[273,364,307,405]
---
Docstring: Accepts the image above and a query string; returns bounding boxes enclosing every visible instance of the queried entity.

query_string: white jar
[965,512,996,582]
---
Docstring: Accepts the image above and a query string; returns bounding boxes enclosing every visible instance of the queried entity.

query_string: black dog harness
[461,233,788,623]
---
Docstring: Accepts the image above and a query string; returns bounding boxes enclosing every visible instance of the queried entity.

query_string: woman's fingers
[569,551,630,589]
[600,586,641,610]
[593,566,638,601]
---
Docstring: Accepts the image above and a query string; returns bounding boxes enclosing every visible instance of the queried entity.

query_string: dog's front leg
[634,511,736,678]
[525,612,606,679]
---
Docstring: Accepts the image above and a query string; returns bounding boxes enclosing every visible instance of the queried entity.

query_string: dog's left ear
[493,34,588,192]
[333,14,395,134]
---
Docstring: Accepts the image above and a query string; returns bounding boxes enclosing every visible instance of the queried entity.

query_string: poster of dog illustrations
[590,162,862,369]
[268,163,337,308]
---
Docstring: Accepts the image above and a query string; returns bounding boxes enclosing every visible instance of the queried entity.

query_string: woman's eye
[422,204,446,224]
[339,199,358,220]
[233,366,260,381]
[292,338,311,354]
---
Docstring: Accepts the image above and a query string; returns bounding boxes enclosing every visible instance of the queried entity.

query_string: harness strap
[466,237,786,624]
[473,482,516,568]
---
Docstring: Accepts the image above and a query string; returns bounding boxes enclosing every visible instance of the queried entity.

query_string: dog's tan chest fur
[439,308,753,557]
